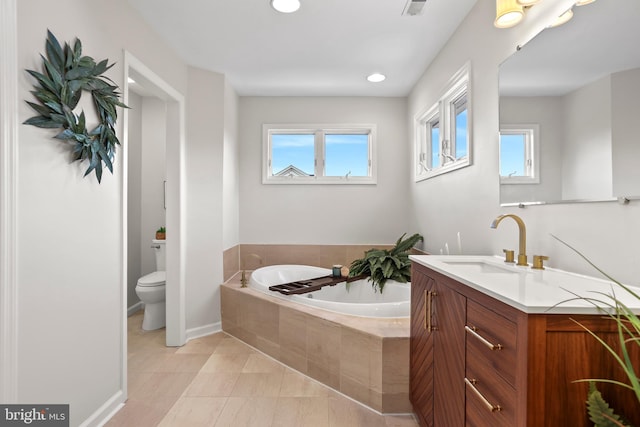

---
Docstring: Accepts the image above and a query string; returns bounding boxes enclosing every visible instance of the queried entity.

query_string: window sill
[263,176,377,185]
[415,158,470,182]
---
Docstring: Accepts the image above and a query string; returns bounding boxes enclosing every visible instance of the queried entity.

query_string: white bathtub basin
[249,264,410,318]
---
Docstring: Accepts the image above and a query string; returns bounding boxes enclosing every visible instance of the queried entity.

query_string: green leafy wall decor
[24,30,128,183]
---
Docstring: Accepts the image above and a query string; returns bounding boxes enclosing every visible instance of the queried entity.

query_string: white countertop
[410,255,640,314]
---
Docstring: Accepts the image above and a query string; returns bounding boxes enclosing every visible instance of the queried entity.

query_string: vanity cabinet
[409,266,466,426]
[410,262,640,427]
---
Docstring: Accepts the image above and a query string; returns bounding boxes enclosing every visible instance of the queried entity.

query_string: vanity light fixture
[367,73,386,83]
[494,0,525,29]
[271,0,300,14]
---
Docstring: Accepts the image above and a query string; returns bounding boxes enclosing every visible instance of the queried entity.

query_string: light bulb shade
[517,0,540,5]
[271,0,300,13]
[495,0,524,28]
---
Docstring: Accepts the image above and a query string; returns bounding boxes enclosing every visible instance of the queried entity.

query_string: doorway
[122,52,186,367]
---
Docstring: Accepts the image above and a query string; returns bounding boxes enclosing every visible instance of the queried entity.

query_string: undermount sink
[441,259,521,275]
[409,254,640,314]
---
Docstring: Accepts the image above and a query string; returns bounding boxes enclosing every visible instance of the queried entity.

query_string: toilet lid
[137,271,166,287]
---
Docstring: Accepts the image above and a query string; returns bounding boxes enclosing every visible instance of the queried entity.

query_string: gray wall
[408,0,640,286]
[238,96,410,245]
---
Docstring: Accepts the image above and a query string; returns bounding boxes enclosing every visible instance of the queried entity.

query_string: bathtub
[248,264,410,318]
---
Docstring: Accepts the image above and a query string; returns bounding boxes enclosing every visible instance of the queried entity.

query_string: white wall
[13,0,230,425]
[612,67,640,197]
[408,0,640,286]
[238,96,410,245]
[223,81,240,250]
[140,97,167,275]
[561,75,612,200]
[127,93,143,308]
[184,67,225,333]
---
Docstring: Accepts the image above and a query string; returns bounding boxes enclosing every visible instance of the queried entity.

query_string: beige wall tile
[279,348,308,374]
[306,318,341,368]
[382,338,410,395]
[381,392,413,414]
[279,306,307,359]
[340,328,381,389]
[307,360,340,390]
[223,245,240,282]
[340,375,382,412]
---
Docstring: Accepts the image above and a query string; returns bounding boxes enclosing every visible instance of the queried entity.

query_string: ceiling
[126,0,477,97]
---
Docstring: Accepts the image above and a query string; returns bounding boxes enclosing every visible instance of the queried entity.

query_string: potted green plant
[155,227,166,240]
[554,237,639,427]
[348,233,423,293]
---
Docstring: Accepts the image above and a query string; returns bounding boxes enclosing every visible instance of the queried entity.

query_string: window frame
[263,124,377,185]
[414,62,472,182]
[499,124,540,184]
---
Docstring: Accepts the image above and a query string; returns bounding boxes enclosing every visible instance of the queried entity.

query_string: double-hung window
[415,63,472,181]
[499,124,539,184]
[263,124,376,184]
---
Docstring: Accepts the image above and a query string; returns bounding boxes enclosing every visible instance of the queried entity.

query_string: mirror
[499,0,640,206]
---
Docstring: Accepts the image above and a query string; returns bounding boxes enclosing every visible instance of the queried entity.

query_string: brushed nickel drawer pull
[465,377,502,413]
[465,325,503,350]
[426,290,437,331]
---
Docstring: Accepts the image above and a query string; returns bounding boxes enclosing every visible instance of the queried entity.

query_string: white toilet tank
[152,239,166,271]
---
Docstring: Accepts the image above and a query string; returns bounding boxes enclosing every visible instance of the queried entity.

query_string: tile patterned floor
[105,311,419,426]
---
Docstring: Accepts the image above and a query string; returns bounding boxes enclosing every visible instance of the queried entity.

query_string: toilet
[135,239,166,331]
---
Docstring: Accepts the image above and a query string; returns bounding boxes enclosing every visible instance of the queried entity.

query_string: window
[415,63,471,181]
[263,124,376,184]
[499,124,539,184]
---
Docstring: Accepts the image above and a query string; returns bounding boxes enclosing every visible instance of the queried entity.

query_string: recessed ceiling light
[367,73,386,83]
[271,0,300,13]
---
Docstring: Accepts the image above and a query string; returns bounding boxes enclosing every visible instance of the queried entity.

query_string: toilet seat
[137,271,166,287]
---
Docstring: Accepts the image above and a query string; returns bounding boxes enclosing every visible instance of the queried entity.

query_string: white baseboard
[80,390,125,427]
[127,301,143,317]
[186,321,221,341]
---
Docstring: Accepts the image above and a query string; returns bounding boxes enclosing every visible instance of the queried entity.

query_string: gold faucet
[491,214,528,266]
[240,270,247,288]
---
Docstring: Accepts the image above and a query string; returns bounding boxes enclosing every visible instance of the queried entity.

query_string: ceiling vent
[402,0,427,16]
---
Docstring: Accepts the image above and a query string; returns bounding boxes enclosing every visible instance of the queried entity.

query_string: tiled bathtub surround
[221,273,411,413]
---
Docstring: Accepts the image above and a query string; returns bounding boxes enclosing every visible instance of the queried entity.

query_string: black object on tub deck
[268,274,368,295]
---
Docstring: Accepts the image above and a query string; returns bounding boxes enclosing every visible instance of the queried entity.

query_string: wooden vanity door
[410,266,467,426]
[410,268,435,426]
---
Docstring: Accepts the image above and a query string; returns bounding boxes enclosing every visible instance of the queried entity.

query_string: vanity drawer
[465,299,517,387]
[466,354,516,427]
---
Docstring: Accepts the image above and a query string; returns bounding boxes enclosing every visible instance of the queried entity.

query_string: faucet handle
[532,255,549,270]
[502,249,515,263]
